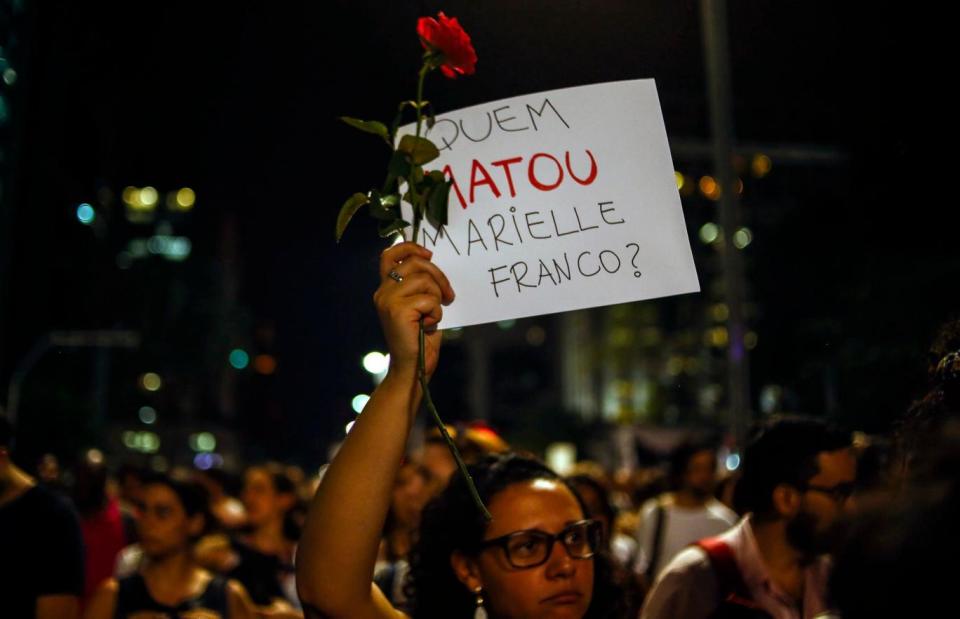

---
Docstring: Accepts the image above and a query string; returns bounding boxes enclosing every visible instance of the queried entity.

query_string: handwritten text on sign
[398,79,699,329]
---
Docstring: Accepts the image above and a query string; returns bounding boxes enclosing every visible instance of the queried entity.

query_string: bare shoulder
[99,577,121,594]
[81,579,119,619]
[225,579,257,619]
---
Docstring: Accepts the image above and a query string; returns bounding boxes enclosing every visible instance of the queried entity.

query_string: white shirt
[633,495,738,579]
[641,516,834,619]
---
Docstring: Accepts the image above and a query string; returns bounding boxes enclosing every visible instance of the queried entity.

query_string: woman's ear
[450,550,483,592]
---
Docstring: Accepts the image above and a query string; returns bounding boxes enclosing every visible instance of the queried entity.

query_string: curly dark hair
[926,317,960,380]
[896,318,960,476]
[405,452,627,619]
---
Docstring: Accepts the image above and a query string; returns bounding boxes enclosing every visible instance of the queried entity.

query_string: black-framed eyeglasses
[800,482,855,503]
[478,519,602,569]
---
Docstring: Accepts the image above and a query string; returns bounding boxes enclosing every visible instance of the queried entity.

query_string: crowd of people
[0,422,311,618]
[2,242,957,618]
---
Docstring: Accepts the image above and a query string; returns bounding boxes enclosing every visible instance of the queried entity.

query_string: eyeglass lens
[505,522,597,567]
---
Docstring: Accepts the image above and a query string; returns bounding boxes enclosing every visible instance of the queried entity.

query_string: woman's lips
[541,591,583,604]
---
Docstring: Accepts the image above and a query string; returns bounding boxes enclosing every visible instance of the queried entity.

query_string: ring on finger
[388,269,404,283]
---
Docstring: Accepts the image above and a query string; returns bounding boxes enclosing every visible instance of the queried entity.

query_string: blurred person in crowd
[605,466,641,515]
[114,463,146,549]
[567,473,645,618]
[714,469,740,513]
[829,327,960,618]
[633,439,738,585]
[420,422,509,496]
[626,467,669,516]
[73,449,129,601]
[566,473,638,569]
[195,467,247,531]
[0,415,85,619]
[373,458,431,608]
[284,464,311,534]
[642,417,855,619]
[420,425,459,491]
[36,452,69,495]
[830,423,959,618]
[895,317,960,477]
[297,243,629,619]
[214,463,303,616]
[924,316,960,379]
[84,473,256,619]
[113,464,146,580]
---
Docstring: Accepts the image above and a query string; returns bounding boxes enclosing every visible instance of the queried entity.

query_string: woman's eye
[509,537,541,557]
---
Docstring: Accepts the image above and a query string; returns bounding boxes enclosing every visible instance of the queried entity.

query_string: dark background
[0,1,953,468]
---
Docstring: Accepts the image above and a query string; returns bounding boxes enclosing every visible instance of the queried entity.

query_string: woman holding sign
[296,242,625,619]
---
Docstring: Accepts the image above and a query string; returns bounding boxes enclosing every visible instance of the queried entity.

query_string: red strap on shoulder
[694,537,762,610]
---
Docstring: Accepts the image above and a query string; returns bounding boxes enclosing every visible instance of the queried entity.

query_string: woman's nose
[544,539,576,578]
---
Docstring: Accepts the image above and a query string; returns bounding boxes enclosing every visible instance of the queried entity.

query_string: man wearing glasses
[641,417,856,619]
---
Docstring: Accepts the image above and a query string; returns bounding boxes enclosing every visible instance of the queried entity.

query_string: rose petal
[416,12,477,79]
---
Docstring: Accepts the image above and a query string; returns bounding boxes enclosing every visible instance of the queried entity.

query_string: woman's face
[454,479,595,619]
[242,468,290,527]
[391,462,429,529]
[138,483,200,558]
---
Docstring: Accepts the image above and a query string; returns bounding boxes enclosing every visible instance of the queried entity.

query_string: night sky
[1,1,954,467]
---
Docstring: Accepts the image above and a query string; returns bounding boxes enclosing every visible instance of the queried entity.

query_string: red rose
[416,12,477,79]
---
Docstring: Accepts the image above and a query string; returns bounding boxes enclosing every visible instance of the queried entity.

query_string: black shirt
[0,484,85,618]
[227,537,289,606]
[114,572,230,618]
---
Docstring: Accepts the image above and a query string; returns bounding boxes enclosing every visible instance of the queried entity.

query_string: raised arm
[296,242,454,619]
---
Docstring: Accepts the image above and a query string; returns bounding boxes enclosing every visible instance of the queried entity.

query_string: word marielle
[419,201,624,256]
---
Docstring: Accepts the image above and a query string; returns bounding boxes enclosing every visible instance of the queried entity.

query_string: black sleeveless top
[114,572,230,618]
[227,536,292,606]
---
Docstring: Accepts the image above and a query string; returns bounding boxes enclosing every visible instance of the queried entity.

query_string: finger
[388,255,455,304]
[391,272,443,301]
[375,272,441,311]
[405,294,443,326]
[380,242,432,280]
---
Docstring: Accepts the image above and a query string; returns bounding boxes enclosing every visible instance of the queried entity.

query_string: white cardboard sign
[398,79,699,329]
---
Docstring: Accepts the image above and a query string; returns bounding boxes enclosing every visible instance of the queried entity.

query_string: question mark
[625,242,641,277]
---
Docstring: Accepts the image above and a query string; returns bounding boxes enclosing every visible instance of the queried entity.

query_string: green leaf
[426,170,446,185]
[366,191,394,222]
[381,194,399,206]
[339,117,390,144]
[411,166,425,184]
[426,181,451,228]
[335,193,370,242]
[398,135,440,165]
[386,151,411,192]
[378,219,411,239]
